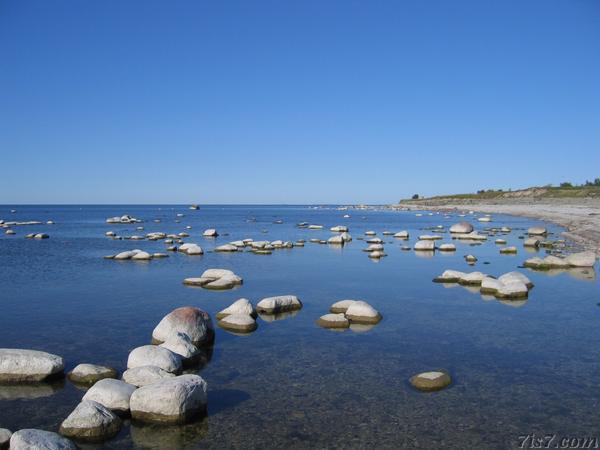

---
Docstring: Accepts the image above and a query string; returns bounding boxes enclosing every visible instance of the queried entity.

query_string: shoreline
[397,198,600,257]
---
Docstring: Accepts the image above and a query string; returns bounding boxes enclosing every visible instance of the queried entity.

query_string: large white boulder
[178,243,204,255]
[0,349,64,382]
[127,346,181,374]
[82,378,137,414]
[59,400,122,442]
[130,374,208,424]
[152,307,214,345]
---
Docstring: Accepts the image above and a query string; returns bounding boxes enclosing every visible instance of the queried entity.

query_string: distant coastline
[395,187,600,256]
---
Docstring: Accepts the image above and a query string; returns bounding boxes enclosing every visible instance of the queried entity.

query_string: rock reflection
[258,310,300,322]
[414,251,435,259]
[0,378,65,400]
[526,267,596,281]
[130,418,208,449]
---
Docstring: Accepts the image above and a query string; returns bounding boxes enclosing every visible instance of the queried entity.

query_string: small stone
[410,371,452,391]
[438,243,456,252]
[316,313,349,329]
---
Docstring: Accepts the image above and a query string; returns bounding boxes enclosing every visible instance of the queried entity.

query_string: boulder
[459,272,487,285]
[364,243,384,252]
[409,371,452,392]
[499,246,517,254]
[132,251,152,260]
[130,374,208,424]
[59,400,122,442]
[127,346,181,374]
[464,255,477,263]
[498,271,533,288]
[528,226,547,235]
[152,307,214,346]
[414,240,435,251]
[345,301,382,324]
[122,366,175,388]
[523,237,540,247]
[67,364,117,385]
[159,333,199,361]
[419,235,442,241]
[33,233,49,239]
[330,226,348,232]
[183,268,242,290]
[0,429,11,449]
[218,314,258,333]
[369,251,387,259]
[393,231,409,239]
[256,295,302,314]
[449,222,473,234]
[9,429,76,450]
[216,298,256,319]
[202,229,218,237]
[565,251,596,267]
[480,277,503,294]
[329,299,358,313]
[438,243,456,252]
[0,349,64,382]
[496,281,529,299]
[82,378,137,414]
[327,235,344,245]
[215,244,238,252]
[433,270,466,283]
[178,243,204,255]
[340,232,352,242]
[316,313,349,329]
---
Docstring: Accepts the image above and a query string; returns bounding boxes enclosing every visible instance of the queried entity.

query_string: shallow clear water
[0,205,598,449]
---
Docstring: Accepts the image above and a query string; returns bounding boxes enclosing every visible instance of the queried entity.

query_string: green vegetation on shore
[402,182,600,203]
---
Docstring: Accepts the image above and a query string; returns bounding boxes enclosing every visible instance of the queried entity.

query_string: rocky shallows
[0,349,64,382]
[183,268,243,290]
[524,251,596,269]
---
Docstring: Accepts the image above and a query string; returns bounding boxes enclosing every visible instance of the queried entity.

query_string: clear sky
[1,0,599,204]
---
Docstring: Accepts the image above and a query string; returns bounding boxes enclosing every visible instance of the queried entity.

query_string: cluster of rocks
[104,249,169,261]
[413,240,456,252]
[183,268,243,290]
[106,215,141,224]
[316,300,382,331]
[433,270,533,299]
[524,251,596,270]
[25,233,49,239]
[0,306,215,445]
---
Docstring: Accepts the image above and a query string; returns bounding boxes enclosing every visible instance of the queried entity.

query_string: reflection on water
[257,310,300,322]
[0,379,65,400]
[129,418,209,449]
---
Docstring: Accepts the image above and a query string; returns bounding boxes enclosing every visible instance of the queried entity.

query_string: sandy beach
[400,198,600,256]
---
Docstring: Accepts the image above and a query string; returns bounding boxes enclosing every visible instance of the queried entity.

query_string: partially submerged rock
[449,222,473,234]
[67,364,117,386]
[59,400,122,442]
[178,243,204,255]
[159,333,199,361]
[0,349,64,382]
[316,313,349,329]
[499,246,517,254]
[410,371,451,392]
[329,299,359,313]
[216,298,256,319]
[130,374,207,425]
[152,306,214,346]
[218,314,258,333]
[183,268,243,290]
[528,226,547,235]
[433,270,466,283]
[202,229,218,237]
[414,240,435,251]
[256,295,302,314]
[438,243,456,252]
[345,301,382,324]
[10,429,76,450]
[0,429,11,449]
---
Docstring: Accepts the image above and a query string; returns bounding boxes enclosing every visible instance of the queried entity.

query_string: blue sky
[1,0,599,204]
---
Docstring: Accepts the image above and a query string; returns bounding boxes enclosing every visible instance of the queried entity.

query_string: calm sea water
[0,205,598,449]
